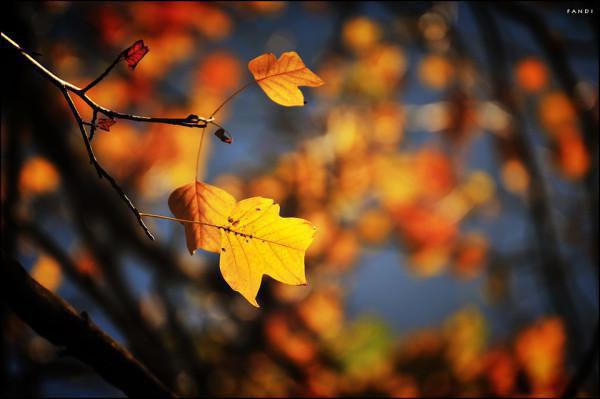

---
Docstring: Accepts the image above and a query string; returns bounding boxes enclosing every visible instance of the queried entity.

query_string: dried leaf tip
[124,40,149,70]
[97,117,116,131]
[214,128,233,144]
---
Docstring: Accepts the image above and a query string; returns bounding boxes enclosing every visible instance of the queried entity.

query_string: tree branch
[1,31,214,239]
[492,1,599,268]
[61,88,155,239]
[81,46,125,93]
[0,254,176,398]
[562,323,599,398]
[469,3,585,362]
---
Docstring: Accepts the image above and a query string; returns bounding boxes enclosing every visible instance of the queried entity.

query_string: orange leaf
[168,181,315,306]
[168,181,236,254]
[248,51,324,106]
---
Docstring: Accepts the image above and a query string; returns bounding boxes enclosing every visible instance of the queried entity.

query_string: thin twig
[210,80,254,118]
[61,89,155,239]
[81,49,124,93]
[89,109,98,141]
[1,31,215,239]
[1,32,71,89]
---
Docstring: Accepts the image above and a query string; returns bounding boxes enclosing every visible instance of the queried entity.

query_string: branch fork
[2,32,215,240]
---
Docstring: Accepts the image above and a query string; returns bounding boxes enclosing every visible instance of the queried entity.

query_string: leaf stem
[210,80,254,119]
[140,212,219,229]
[193,80,254,181]
[195,127,206,182]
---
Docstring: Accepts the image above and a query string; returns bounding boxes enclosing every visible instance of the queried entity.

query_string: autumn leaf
[214,127,233,144]
[97,117,116,131]
[248,51,324,106]
[168,181,236,254]
[169,181,316,306]
[124,40,149,70]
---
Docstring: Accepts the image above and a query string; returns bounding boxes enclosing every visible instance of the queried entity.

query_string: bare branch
[62,89,155,240]
[1,31,215,239]
[1,32,73,90]
[470,3,586,362]
[81,48,125,93]
[89,109,98,141]
[0,254,176,398]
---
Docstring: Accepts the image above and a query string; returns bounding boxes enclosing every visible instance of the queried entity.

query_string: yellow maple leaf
[169,181,316,306]
[248,51,324,107]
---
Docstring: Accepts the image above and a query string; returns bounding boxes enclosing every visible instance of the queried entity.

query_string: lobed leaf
[169,181,316,306]
[248,51,324,107]
[219,196,315,306]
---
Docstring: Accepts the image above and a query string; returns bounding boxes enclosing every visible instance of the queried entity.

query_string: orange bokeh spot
[515,58,549,93]
[94,124,139,178]
[302,210,336,258]
[74,250,102,277]
[19,156,60,196]
[515,317,566,394]
[418,54,454,90]
[414,148,455,199]
[453,233,488,279]
[265,313,316,366]
[501,158,530,195]
[554,127,589,179]
[357,209,393,245]
[408,245,452,277]
[31,256,63,293]
[244,1,287,13]
[395,204,457,249]
[325,229,359,271]
[342,17,381,53]
[371,102,405,147]
[297,290,343,339]
[197,51,241,93]
[248,175,287,204]
[95,6,127,46]
[485,349,517,396]
[538,91,577,135]
[213,173,246,201]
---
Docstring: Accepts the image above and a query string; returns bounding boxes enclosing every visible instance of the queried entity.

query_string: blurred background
[1,1,598,397]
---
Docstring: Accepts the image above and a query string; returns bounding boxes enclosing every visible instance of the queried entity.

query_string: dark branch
[89,109,98,141]
[61,89,155,239]
[0,254,176,398]
[562,323,599,398]
[492,1,599,268]
[82,49,124,93]
[1,31,213,239]
[469,3,585,362]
